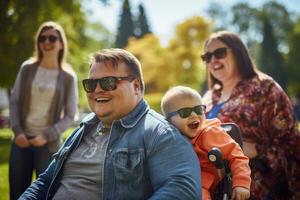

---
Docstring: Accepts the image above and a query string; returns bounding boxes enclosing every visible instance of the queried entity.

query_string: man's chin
[94,110,111,119]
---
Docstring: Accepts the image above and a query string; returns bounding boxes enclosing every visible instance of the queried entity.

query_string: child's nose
[190,111,198,117]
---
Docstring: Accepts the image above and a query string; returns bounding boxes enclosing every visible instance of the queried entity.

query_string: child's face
[168,96,205,139]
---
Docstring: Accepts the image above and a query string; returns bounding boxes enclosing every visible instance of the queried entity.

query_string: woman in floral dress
[201,30,300,200]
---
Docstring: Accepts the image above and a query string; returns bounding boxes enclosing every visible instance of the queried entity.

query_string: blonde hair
[33,21,68,69]
[161,86,203,115]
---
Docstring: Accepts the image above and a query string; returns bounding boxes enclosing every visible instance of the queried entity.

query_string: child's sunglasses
[201,47,227,64]
[166,105,206,119]
[38,35,59,43]
[82,76,135,93]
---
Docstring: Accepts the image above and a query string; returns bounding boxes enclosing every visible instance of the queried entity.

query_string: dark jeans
[9,141,53,200]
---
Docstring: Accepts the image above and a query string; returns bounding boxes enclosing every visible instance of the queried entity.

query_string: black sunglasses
[38,35,59,43]
[166,105,206,119]
[201,47,227,63]
[82,76,135,93]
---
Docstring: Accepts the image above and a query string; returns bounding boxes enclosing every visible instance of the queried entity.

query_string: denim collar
[80,99,149,129]
[119,99,149,128]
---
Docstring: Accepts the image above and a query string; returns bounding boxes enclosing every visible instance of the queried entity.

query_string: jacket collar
[119,99,149,128]
[80,99,149,129]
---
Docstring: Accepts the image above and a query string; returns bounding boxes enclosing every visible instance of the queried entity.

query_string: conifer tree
[259,18,287,90]
[115,0,135,48]
[135,3,151,38]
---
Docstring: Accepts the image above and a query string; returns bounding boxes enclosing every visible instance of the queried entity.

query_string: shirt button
[109,149,112,153]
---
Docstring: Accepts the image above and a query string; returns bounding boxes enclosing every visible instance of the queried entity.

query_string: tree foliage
[0,1,111,109]
[167,16,210,90]
[135,3,152,38]
[115,0,135,48]
[126,34,170,93]
[126,16,210,93]
[259,18,287,90]
[287,17,300,97]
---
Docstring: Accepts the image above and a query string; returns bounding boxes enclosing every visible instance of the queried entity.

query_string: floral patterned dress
[203,72,300,200]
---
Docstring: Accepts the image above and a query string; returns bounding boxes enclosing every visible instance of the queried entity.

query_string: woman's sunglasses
[38,35,59,43]
[166,105,206,119]
[201,47,227,64]
[82,76,135,93]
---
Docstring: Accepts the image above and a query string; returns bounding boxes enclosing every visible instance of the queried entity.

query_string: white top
[25,66,59,135]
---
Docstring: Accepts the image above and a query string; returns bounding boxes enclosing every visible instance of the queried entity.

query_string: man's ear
[133,79,141,93]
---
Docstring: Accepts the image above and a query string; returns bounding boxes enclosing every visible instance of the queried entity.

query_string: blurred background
[0,0,300,199]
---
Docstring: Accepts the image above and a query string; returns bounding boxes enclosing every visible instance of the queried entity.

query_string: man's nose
[94,82,103,92]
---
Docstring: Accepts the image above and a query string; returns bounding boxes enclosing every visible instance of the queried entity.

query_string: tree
[230,2,293,91]
[115,0,135,48]
[135,3,151,38]
[0,1,111,109]
[167,16,210,90]
[126,16,211,93]
[259,18,287,90]
[287,17,300,97]
[126,34,170,93]
[205,1,230,31]
[228,1,293,48]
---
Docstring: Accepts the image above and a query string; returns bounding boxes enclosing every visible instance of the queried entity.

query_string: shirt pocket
[113,148,144,181]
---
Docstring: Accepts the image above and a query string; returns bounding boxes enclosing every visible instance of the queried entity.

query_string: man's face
[86,61,141,127]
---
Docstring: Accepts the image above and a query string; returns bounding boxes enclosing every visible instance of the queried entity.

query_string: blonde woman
[9,21,78,200]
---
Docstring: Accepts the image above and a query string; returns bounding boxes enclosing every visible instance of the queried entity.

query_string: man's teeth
[95,97,109,102]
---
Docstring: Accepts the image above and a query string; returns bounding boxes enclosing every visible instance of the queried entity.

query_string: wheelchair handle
[208,147,226,179]
[208,147,224,169]
[208,147,230,200]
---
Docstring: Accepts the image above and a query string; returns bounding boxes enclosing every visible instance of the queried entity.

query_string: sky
[82,0,300,45]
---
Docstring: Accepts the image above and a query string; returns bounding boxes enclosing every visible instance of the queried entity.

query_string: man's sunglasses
[201,47,227,63]
[166,105,206,119]
[82,76,135,93]
[38,35,59,43]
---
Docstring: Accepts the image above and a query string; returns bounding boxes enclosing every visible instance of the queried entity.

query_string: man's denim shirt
[19,100,201,200]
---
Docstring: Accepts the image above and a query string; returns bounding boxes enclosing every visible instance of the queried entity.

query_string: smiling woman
[202,30,300,200]
[8,21,78,200]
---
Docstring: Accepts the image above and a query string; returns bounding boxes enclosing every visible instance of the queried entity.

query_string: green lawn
[0,128,74,200]
[0,128,12,200]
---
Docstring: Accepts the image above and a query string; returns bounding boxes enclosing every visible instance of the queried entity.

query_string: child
[161,86,251,200]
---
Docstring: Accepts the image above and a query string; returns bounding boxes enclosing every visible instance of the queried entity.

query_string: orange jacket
[191,118,251,199]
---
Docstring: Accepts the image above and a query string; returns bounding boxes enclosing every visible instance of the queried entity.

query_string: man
[19,48,201,199]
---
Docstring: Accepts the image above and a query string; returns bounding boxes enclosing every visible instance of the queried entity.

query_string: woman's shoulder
[254,72,285,92]
[241,72,278,90]
[19,59,39,73]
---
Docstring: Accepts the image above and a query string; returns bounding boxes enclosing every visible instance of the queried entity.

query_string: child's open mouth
[188,121,199,129]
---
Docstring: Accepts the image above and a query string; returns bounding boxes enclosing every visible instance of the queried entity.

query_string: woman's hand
[29,134,48,147]
[15,134,31,148]
[243,141,257,158]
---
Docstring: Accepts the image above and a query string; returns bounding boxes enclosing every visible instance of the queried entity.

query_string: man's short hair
[90,48,145,93]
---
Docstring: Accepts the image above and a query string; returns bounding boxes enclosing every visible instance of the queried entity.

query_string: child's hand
[231,186,250,200]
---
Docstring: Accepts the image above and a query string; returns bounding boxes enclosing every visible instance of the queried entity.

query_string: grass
[0,128,12,200]
[0,127,75,200]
